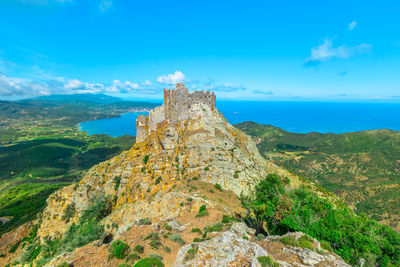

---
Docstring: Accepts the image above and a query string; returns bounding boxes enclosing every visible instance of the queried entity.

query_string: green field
[236,121,400,232]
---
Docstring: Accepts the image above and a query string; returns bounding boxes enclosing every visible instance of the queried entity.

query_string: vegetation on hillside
[242,174,400,266]
[0,95,153,235]
[0,134,135,235]
[14,195,111,266]
[236,121,400,231]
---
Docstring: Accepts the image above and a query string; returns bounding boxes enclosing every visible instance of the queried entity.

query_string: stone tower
[164,83,189,123]
[136,83,216,143]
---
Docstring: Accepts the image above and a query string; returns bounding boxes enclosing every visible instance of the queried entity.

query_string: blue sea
[79,101,400,137]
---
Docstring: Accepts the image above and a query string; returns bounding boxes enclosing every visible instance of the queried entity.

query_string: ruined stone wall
[189,90,216,110]
[148,106,164,131]
[136,83,217,143]
[136,115,149,143]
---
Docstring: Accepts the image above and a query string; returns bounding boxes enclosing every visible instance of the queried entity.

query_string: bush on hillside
[109,240,130,260]
[133,257,164,267]
[242,174,400,266]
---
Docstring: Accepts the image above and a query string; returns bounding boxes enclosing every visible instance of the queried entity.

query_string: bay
[78,101,400,137]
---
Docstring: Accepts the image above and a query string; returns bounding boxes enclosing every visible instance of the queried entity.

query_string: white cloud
[348,21,358,31]
[64,78,84,89]
[156,71,185,84]
[0,70,245,97]
[0,74,150,97]
[99,0,113,12]
[188,79,246,92]
[305,39,372,65]
[142,80,152,86]
[109,80,139,93]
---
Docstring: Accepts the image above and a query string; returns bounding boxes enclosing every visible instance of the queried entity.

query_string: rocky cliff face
[0,84,346,267]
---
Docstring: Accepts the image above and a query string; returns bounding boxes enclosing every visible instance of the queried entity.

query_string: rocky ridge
[0,83,346,267]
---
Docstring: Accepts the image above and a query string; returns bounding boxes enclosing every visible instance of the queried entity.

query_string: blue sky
[0,0,399,101]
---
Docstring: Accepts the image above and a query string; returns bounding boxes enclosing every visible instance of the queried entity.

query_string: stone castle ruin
[136,83,216,143]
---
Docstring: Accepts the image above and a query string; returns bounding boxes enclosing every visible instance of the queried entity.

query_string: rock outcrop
[0,83,346,267]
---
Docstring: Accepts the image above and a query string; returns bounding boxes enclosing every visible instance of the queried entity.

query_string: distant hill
[236,121,400,232]
[29,93,123,104]
[0,95,158,125]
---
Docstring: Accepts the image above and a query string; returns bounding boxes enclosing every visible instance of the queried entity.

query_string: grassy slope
[235,121,400,231]
[0,134,136,235]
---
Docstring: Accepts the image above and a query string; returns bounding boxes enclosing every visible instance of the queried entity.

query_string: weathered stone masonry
[136,83,216,143]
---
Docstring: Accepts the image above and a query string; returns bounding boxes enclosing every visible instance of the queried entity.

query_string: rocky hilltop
[0,84,348,267]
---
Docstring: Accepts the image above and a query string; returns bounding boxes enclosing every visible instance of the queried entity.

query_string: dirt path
[0,217,10,225]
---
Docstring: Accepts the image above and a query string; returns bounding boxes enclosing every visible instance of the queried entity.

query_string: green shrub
[138,218,151,225]
[257,256,279,267]
[257,233,266,241]
[163,223,172,231]
[62,204,76,222]
[280,236,299,247]
[195,205,209,218]
[20,240,41,263]
[199,205,206,213]
[109,240,130,260]
[221,215,238,223]
[126,253,141,262]
[204,222,223,232]
[133,257,163,267]
[144,233,159,241]
[170,234,185,245]
[214,183,222,191]
[298,239,314,250]
[149,240,162,249]
[320,240,333,253]
[155,177,162,185]
[164,246,171,253]
[133,245,144,254]
[204,166,209,171]
[9,239,23,253]
[299,234,313,243]
[191,228,202,234]
[114,176,121,191]
[209,189,214,193]
[195,210,208,218]
[143,155,151,165]
[184,244,198,262]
